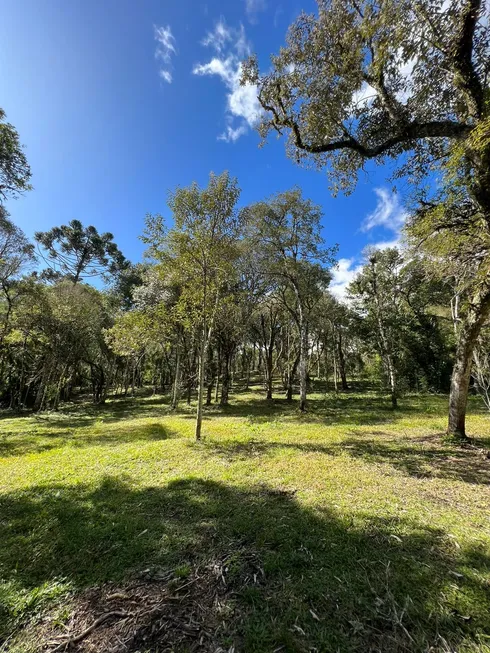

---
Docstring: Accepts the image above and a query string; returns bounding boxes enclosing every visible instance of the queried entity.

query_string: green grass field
[0,385,489,652]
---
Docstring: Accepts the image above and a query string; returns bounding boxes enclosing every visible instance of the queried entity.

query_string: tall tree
[35,220,126,284]
[0,108,31,204]
[0,211,34,338]
[243,0,490,439]
[349,249,404,407]
[247,189,336,411]
[144,172,243,440]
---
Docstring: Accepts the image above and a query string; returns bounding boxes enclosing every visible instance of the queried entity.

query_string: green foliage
[243,0,489,192]
[0,108,32,203]
[349,248,453,393]
[35,219,127,284]
[143,172,243,328]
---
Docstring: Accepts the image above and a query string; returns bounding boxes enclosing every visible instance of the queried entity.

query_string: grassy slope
[0,386,489,652]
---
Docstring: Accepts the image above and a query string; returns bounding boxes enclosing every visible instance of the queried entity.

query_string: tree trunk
[386,352,398,409]
[245,351,251,390]
[205,346,215,406]
[171,345,181,409]
[286,353,300,403]
[447,288,490,439]
[34,363,50,411]
[214,346,221,403]
[206,381,213,405]
[220,351,231,406]
[195,321,206,441]
[265,349,273,400]
[337,331,349,391]
[371,262,398,408]
[298,317,308,411]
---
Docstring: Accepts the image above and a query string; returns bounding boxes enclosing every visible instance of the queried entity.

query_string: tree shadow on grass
[1,477,489,651]
[198,433,490,486]
[0,393,174,426]
[202,394,409,426]
[338,434,490,485]
[0,421,177,458]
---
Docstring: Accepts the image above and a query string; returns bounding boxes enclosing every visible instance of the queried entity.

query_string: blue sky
[1,0,409,297]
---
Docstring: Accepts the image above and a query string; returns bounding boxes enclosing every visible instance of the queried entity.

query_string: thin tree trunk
[448,289,490,439]
[214,345,221,403]
[371,261,397,408]
[205,345,215,406]
[337,331,349,391]
[220,351,231,406]
[386,352,397,408]
[195,321,206,441]
[171,345,181,409]
[245,351,251,390]
[266,363,273,400]
[298,317,308,411]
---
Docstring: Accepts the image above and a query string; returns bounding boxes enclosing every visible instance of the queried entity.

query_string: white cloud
[218,123,248,143]
[245,0,267,23]
[273,5,283,27]
[330,258,364,300]
[154,25,176,83]
[193,19,261,142]
[366,237,401,251]
[331,189,408,301]
[362,187,407,233]
[352,82,377,109]
[202,19,232,52]
[362,188,408,251]
[351,48,416,109]
[159,69,172,84]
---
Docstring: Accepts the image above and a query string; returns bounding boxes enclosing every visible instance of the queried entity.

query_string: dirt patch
[30,550,264,653]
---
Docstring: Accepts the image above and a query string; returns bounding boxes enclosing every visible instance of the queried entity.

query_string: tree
[5,281,114,410]
[314,294,353,391]
[349,249,404,407]
[247,189,336,411]
[143,172,243,440]
[243,0,490,439]
[251,296,282,400]
[35,219,127,284]
[472,329,490,411]
[0,108,31,204]
[0,210,34,341]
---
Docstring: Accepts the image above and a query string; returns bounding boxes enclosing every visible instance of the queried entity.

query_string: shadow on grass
[1,477,489,651]
[0,389,442,429]
[339,435,490,485]
[199,434,490,486]
[0,421,176,458]
[201,393,416,426]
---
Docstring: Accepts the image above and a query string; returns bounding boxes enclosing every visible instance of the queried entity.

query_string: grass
[0,384,489,652]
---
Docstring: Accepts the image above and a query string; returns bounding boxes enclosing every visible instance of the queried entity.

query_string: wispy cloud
[362,187,407,237]
[332,188,407,301]
[245,0,267,23]
[193,19,261,142]
[218,121,248,143]
[154,25,176,84]
[273,5,283,27]
[159,69,172,84]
